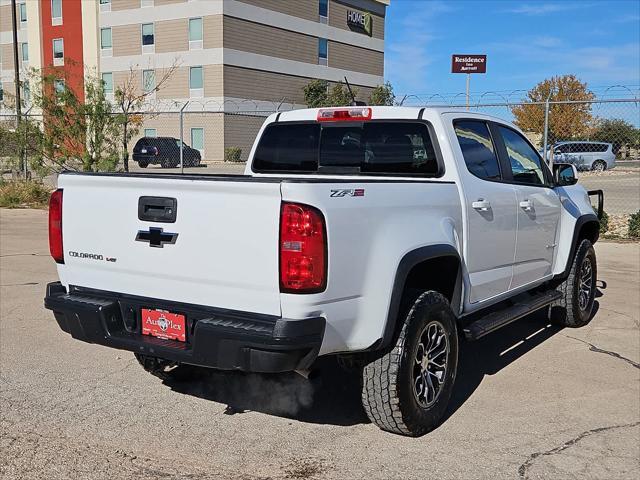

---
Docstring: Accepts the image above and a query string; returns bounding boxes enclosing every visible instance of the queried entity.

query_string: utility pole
[11,0,22,122]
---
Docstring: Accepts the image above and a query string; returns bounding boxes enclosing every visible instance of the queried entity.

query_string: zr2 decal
[330,188,365,198]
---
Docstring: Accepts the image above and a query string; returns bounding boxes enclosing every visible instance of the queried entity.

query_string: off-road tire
[592,160,607,172]
[549,239,597,327]
[361,291,458,436]
[134,353,203,382]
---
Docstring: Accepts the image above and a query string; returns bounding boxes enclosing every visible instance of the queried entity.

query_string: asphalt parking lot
[1,209,639,480]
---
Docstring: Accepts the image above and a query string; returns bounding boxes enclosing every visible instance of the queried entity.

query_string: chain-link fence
[1,96,638,220]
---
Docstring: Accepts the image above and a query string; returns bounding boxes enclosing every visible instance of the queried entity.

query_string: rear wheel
[134,354,203,382]
[361,291,458,436]
[138,160,148,168]
[160,158,178,168]
[592,160,607,172]
[549,239,597,327]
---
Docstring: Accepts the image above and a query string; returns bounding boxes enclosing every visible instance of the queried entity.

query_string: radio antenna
[344,76,367,106]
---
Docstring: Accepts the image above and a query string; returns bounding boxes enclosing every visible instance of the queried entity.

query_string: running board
[463,290,562,341]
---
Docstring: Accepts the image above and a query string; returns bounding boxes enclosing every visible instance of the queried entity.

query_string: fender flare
[557,213,599,281]
[377,244,462,350]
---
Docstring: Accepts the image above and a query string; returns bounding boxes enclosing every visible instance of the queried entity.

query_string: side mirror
[554,163,578,186]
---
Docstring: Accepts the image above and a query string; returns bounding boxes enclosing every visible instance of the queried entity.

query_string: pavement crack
[0,282,40,287]
[565,335,640,369]
[0,253,47,257]
[518,422,640,479]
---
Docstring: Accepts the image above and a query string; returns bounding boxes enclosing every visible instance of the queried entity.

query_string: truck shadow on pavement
[164,301,601,430]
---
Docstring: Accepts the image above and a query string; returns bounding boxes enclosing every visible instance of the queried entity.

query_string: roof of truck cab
[270,106,511,124]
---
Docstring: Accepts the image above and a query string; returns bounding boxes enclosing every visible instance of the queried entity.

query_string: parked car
[547,141,615,171]
[132,137,201,168]
[45,107,602,436]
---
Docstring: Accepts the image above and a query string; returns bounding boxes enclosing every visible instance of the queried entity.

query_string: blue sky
[384,0,640,100]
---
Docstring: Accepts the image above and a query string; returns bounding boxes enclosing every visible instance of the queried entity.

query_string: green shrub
[599,210,609,234]
[0,180,52,208]
[628,211,640,238]
[224,147,243,163]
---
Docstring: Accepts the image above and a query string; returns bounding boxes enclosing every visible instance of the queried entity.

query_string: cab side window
[454,120,501,181]
[497,126,546,186]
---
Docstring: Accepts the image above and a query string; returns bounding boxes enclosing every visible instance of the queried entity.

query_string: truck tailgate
[57,174,282,316]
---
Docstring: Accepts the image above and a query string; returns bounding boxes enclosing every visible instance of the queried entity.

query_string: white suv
[552,141,616,171]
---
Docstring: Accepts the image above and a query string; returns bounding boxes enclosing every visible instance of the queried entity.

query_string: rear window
[252,122,440,175]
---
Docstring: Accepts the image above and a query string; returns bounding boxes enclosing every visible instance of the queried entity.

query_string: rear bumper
[44,282,325,373]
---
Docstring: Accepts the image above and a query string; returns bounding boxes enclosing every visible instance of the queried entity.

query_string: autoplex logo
[145,314,182,333]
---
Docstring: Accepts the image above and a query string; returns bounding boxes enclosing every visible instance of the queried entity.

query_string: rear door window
[454,120,501,181]
[253,122,439,175]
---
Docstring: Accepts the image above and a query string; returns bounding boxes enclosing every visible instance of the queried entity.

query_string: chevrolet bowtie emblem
[135,227,178,248]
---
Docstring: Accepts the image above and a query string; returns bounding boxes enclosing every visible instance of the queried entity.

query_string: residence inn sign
[451,55,487,73]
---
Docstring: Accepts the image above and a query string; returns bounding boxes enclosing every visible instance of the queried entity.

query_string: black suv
[132,137,202,168]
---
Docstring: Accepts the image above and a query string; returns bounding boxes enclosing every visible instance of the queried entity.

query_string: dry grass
[0,180,52,208]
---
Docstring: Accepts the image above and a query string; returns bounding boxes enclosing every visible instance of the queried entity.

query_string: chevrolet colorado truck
[45,106,602,436]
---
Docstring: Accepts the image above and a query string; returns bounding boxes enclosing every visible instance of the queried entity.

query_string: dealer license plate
[141,308,186,342]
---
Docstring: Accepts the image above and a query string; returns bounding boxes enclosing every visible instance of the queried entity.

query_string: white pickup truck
[45,106,603,436]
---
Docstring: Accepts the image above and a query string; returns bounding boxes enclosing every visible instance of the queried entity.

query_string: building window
[102,72,113,94]
[189,17,203,50]
[99,0,111,12]
[190,128,204,156]
[318,38,328,65]
[53,38,64,66]
[21,42,29,63]
[19,3,27,24]
[54,79,65,94]
[51,0,63,25]
[100,28,112,57]
[189,66,203,97]
[319,0,328,21]
[143,69,156,94]
[144,128,157,137]
[142,23,155,53]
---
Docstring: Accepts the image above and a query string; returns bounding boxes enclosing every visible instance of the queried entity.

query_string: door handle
[519,199,532,211]
[472,199,491,211]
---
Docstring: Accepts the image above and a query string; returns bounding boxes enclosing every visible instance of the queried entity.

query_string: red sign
[141,308,186,342]
[451,55,487,74]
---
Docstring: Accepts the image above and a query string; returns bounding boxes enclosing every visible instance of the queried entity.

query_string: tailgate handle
[138,196,177,223]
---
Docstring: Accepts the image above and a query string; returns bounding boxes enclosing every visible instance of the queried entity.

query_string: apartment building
[1,0,388,161]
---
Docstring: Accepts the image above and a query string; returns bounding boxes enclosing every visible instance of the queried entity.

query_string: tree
[28,67,122,173]
[368,82,395,106]
[303,79,329,108]
[113,64,178,171]
[511,75,595,144]
[590,118,640,155]
[327,82,357,106]
[303,79,360,107]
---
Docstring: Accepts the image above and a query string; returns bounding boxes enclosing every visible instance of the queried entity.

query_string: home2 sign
[347,10,372,36]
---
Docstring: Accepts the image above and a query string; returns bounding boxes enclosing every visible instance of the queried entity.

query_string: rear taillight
[279,202,327,293]
[48,189,64,263]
